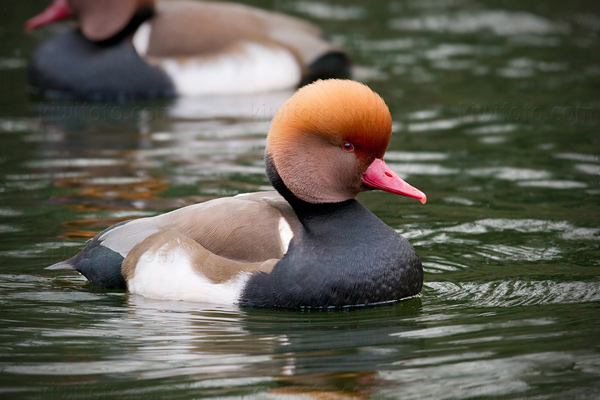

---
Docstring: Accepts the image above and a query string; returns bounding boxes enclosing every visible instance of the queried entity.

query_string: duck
[48,79,427,309]
[25,0,350,99]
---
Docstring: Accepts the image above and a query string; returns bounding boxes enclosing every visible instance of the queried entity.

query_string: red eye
[342,142,354,152]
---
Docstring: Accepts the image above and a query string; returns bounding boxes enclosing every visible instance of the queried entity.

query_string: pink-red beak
[362,158,427,204]
[25,0,72,32]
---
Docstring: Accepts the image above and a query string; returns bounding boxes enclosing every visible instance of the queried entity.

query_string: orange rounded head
[266,79,426,204]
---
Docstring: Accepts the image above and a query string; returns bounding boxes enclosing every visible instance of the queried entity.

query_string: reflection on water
[0,0,599,399]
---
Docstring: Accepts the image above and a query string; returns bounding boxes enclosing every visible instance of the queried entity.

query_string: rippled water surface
[1,0,599,399]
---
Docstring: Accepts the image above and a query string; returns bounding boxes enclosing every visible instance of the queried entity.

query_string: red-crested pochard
[26,0,350,99]
[48,79,426,309]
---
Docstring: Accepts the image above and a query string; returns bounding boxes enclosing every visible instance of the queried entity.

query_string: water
[1,0,599,398]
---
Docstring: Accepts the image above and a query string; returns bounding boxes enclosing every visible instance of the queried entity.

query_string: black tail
[300,52,351,87]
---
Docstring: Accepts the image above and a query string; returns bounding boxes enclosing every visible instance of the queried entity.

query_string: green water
[1,0,599,399]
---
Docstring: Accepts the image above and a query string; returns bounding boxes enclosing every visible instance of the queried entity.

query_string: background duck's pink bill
[26,0,71,31]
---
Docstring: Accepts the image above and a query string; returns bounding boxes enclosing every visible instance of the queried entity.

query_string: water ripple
[517,180,587,189]
[439,218,599,240]
[291,2,365,20]
[467,167,550,180]
[384,151,448,161]
[390,11,568,36]
[427,280,600,307]
[476,244,561,261]
[26,158,123,168]
[575,164,600,176]
[389,163,459,176]
[466,124,520,135]
[443,218,569,234]
[555,153,600,163]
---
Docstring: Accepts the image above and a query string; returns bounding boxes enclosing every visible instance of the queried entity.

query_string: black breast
[240,200,423,309]
[28,30,175,100]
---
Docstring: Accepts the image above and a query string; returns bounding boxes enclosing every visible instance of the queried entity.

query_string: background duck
[48,79,426,309]
[26,0,351,99]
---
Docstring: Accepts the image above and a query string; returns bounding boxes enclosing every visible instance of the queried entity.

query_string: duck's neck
[98,5,154,46]
[265,155,362,227]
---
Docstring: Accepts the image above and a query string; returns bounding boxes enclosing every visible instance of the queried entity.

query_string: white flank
[158,42,302,96]
[278,217,293,254]
[127,243,250,304]
[132,22,152,57]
